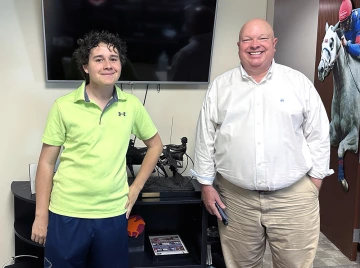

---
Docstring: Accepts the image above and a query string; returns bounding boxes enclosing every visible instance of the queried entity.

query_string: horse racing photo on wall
[315,0,360,192]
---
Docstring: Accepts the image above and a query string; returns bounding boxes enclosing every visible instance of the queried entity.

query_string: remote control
[215,202,229,226]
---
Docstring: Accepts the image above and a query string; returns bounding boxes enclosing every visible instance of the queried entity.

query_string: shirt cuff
[190,169,215,185]
[308,169,334,179]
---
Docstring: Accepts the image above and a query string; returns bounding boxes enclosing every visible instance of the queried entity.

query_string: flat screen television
[42,0,218,84]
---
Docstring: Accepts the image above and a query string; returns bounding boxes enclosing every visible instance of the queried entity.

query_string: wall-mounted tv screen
[42,0,218,84]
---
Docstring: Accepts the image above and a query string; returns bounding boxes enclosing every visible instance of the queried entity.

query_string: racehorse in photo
[318,22,360,192]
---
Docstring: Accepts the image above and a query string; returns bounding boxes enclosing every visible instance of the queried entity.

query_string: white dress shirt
[191,62,334,191]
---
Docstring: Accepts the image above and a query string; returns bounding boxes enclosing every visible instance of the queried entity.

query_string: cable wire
[1,255,38,268]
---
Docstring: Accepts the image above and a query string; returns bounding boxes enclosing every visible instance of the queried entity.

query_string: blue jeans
[45,211,129,268]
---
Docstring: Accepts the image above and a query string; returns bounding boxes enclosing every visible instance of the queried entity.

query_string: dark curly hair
[73,31,127,84]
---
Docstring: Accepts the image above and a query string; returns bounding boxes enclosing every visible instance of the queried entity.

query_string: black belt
[256,190,270,193]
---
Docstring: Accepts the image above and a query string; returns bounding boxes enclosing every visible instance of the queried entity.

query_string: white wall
[0,0,268,263]
[267,0,275,26]
[273,0,319,82]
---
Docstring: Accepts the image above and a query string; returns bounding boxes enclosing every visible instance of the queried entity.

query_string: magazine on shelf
[148,234,189,256]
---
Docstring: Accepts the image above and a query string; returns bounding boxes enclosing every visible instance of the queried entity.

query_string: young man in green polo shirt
[31,31,163,267]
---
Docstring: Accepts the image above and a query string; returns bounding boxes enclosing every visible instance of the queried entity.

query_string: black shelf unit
[11,180,207,268]
[206,215,226,268]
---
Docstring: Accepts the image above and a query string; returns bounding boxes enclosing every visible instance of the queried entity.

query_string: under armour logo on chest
[118,112,126,116]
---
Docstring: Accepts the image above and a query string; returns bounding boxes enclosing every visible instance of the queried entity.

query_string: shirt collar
[239,59,275,82]
[73,82,128,103]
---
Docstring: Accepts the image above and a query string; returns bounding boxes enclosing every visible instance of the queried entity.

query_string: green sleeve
[42,101,66,146]
[131,98,157,140]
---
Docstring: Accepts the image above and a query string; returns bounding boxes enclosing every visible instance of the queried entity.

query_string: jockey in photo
[338,0,360,57]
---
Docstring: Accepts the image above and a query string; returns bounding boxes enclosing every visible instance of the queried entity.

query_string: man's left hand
[310,176,322,191]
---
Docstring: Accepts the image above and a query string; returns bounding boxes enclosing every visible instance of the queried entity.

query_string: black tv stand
[129,175,201,198]
[11,179,207,268]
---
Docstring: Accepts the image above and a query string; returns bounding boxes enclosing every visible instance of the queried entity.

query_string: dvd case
[148,234,189,258]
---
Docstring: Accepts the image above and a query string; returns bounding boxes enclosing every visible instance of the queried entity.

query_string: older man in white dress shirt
[191,18,333,268]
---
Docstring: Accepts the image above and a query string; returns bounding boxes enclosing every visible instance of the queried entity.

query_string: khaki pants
[215,174,319,268]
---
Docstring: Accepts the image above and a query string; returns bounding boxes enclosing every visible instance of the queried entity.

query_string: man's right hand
[201,185,226,222]
[31,215,48,245]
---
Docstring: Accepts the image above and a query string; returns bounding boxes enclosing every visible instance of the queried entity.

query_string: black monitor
[42,0,218,84]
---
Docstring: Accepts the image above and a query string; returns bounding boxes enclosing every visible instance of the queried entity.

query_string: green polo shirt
[42,82,157,218]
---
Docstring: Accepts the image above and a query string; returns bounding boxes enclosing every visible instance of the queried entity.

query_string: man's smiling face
[237,19,278,76]
[83,42,121,87]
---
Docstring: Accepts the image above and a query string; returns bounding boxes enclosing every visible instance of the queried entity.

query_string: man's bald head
[239,19,275,40]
